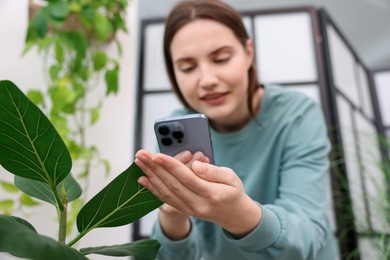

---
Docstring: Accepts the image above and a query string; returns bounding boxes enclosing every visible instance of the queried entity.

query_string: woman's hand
[135,149,262,238]
[150,150,208,240]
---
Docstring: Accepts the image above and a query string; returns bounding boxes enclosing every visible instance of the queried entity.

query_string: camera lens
[158,125,170,136]
[161,137,172,146]
[172,130,184,140]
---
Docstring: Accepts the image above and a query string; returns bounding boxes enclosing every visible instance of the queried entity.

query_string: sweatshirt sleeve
[222,100,332,259]
[151,216,203,260]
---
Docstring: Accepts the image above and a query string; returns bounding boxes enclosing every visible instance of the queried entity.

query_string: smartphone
[154,113,214,164]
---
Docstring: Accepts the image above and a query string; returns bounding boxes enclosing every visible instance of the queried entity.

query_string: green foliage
[0,80,161,259]
[22,0,129,199]
[0,78,72,186]
[15,175,82,206]
[0,0,132,236]
[0,215,87,260]
[330,130,390,259]
[79,240,161,258]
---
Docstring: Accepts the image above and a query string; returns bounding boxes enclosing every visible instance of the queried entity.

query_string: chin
[207,112,229,123]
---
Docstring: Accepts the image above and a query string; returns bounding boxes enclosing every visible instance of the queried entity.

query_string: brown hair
[163,0,260,116]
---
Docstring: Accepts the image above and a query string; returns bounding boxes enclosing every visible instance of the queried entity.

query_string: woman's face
[170,19,254,132]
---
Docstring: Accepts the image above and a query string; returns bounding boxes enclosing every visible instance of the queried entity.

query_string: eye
[177,62,196,73]
[180,66,195,73]
[215,57,229,64]
[214,54,231,64]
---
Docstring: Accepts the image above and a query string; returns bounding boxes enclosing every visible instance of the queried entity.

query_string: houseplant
[0,80,162,259]
[0,0,132,229]
[331,131,390,259]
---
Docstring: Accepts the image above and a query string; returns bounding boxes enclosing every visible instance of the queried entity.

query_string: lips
[201,92,228,106]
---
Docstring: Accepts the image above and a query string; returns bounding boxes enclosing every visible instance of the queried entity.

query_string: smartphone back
[154,113,214,164]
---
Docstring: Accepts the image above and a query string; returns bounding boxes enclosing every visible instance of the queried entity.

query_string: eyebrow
[174,46,234,64]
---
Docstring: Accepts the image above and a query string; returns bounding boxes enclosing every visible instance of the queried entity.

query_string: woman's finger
[192,161,240,187]
[136,151,200,212]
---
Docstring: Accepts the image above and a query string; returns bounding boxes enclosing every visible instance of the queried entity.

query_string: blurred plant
[0,0,130,228]
[0,80,162,259]
[331,129,390,259]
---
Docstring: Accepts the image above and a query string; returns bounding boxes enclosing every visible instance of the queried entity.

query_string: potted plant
[0,80,162,259]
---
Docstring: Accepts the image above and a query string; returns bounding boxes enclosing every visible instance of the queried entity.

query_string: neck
[211,87,263,133]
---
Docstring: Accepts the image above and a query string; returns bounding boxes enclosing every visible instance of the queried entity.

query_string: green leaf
[0,200,14,213]
[15,174,82,205]
[0,215,87,260]
[61,32,87,72]
[20,193,40,207]
[11,215,37,232]
[14,176,56,204]
[71,81,85,96]
[101,159,110,177]
[94,14,113,41]
[90,106,100,125]
[49,85,77,114]
[80,145,97,160]
[76,163,162,233]
[67,140,84,160]
[79,239,160,259]
[81,6,96,23]
[114,13,128,33]
[105,66,119,95]
[0,180,19,193]
[115,38,123,56]
[55,42,64,64]
[47,0,69,20]
[31,8,49,38]
[69,2,82,13]
[0,80,72,186]
[50,114,70,138]
[27,89,44,106]
[25,25,38,43]
[49,64,61,81]
[22,41,35,55]
[93,51,107,71]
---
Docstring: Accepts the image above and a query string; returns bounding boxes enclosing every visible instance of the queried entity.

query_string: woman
[135,0,338,259]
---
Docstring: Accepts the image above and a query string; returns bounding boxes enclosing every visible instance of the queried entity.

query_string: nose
[198,64,218,89]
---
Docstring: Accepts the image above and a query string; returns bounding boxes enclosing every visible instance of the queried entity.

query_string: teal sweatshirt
[152,85,338,260]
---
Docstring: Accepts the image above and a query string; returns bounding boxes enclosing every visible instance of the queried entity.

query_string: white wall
[0,0,138,259]
[374,71,390,129]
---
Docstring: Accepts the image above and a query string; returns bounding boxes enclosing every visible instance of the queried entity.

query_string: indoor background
[1,0,389,259]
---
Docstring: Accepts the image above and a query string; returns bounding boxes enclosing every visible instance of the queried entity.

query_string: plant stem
[52,185,65,211]
[58,183,68,244]
[66,231,86,247]
[67,187,148,247]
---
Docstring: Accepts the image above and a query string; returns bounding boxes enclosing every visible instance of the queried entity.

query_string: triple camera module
[157,122,185,146]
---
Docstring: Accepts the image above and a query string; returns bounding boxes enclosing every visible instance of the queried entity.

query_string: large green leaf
[15,174,82,205]
[0,80,72,187]
[0,214,86,260]
[76,163,162,233]
[79,239,160,259]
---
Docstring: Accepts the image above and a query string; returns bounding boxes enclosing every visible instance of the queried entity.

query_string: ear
[244,39,255,69]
